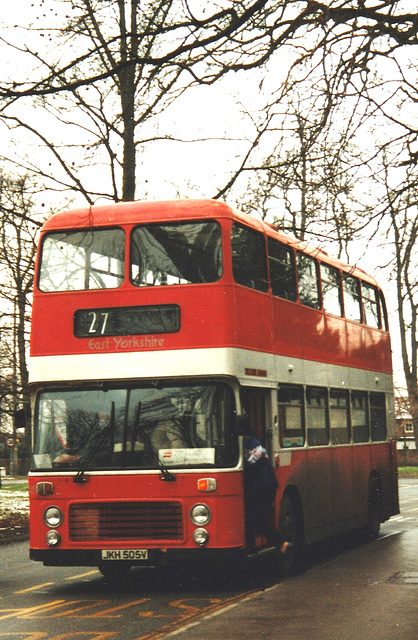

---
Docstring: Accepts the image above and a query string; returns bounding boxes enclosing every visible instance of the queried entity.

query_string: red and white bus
[28,199,399,576]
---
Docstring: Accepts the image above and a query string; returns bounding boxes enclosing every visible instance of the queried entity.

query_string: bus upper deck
[30,199,392,387]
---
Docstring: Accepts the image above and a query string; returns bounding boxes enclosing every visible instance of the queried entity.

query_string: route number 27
[88,311,109,335]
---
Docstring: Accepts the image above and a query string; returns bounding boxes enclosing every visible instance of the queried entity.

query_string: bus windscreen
[33,382,238,472]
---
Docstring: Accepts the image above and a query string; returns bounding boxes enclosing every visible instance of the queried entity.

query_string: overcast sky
[0,1,410,389]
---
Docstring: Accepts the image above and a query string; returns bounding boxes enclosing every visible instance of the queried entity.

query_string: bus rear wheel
[279,493,304,575]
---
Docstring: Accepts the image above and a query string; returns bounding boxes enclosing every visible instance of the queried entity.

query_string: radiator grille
[68,501,184,542]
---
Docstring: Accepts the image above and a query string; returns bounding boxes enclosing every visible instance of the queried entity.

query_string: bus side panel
[324,315,347,367]
[272,298,303,359]
[371,441,400,520]
[346,322,392,375]
[345,321,365,371]
[362,326,393,375]
[231,287,273,353]
[351,444,372,517]
[299,307,327,365]
[306,448,333,530]
[331,445,354,523]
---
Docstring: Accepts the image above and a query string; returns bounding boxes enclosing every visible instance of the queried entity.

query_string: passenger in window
[242,427,292,556]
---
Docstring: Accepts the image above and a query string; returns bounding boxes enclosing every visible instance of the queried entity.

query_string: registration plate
[101,549,148,561]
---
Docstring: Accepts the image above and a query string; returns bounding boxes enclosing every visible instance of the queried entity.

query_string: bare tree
[0,171,45,457]
[231,95,372,254]
[1,1,416,203]
[380,156,418,448]
[0,0,282,202]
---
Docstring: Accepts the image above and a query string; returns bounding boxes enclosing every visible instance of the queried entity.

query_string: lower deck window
[370,393,387,441]
[277,385,387,448]
[278,385,304,447]
[352,392,369,443]
[306,388,329,446]
[330,390,350,444]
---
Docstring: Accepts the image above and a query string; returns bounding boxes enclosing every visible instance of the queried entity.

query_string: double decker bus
[28,199,399,576]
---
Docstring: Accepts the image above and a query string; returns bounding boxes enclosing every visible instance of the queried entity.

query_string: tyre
[278,492,304,575]
[98,561,131,579]
[365,477,382,539]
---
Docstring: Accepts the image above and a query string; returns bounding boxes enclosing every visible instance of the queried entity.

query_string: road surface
[0,479,416,640]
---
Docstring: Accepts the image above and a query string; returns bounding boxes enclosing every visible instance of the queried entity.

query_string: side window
[379,291,389,331]
[351,392,369,443]
[330,390,350,444]
[297,254,321,309]
[306,387,329,446]
[268,239,297,301]
[370,393,387,441]
[278,385,305,448]
[231,224,268,292]
[362,282,380,328]
[321,265,343,316]
[343,275,362,322]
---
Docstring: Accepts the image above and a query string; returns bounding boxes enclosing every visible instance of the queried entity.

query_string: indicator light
[36,482,54,496]
[197,478,217,492]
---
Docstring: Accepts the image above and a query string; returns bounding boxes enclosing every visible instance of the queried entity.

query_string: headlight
[46,530,61,547]
[193,528,209,546]
[44,506,63,528]
[190,503,211,526]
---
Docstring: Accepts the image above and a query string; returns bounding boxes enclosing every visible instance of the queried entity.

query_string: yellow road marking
[0,600,66,620]
[15,583,55,594]
[65,570,99,581]
[0,633,46,639]
[89,599,151,618]
[131,595,247,640]
[50,599,151,618]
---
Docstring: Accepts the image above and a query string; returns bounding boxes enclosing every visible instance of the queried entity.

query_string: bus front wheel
[278,492,304,575]
[98,562,131,580]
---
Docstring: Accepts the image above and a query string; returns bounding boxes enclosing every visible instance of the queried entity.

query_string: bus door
[240,387,275,547]
[240,387,271,451]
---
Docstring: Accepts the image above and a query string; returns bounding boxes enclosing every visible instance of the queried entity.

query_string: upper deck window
[379,291,389,331]
[362,282,380,328]
[231,224,268,292]
[297,253,321,309]
[268,239,297,301]
[131,221,222,286]
[343,275,362,322]
[321,265,343,316]
[39,229,125,292]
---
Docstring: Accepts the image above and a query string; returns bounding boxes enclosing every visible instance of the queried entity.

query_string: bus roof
[42,199,379,287]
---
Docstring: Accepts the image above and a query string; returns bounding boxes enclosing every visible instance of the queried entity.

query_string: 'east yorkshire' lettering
[89,336,165,351]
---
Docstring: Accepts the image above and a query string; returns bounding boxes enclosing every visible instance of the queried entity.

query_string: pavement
[0,475,28,486]
[165,528,418,640]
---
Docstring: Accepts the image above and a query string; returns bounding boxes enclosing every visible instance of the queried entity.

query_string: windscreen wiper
[132,401,176,482]
[73,402,115,484]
